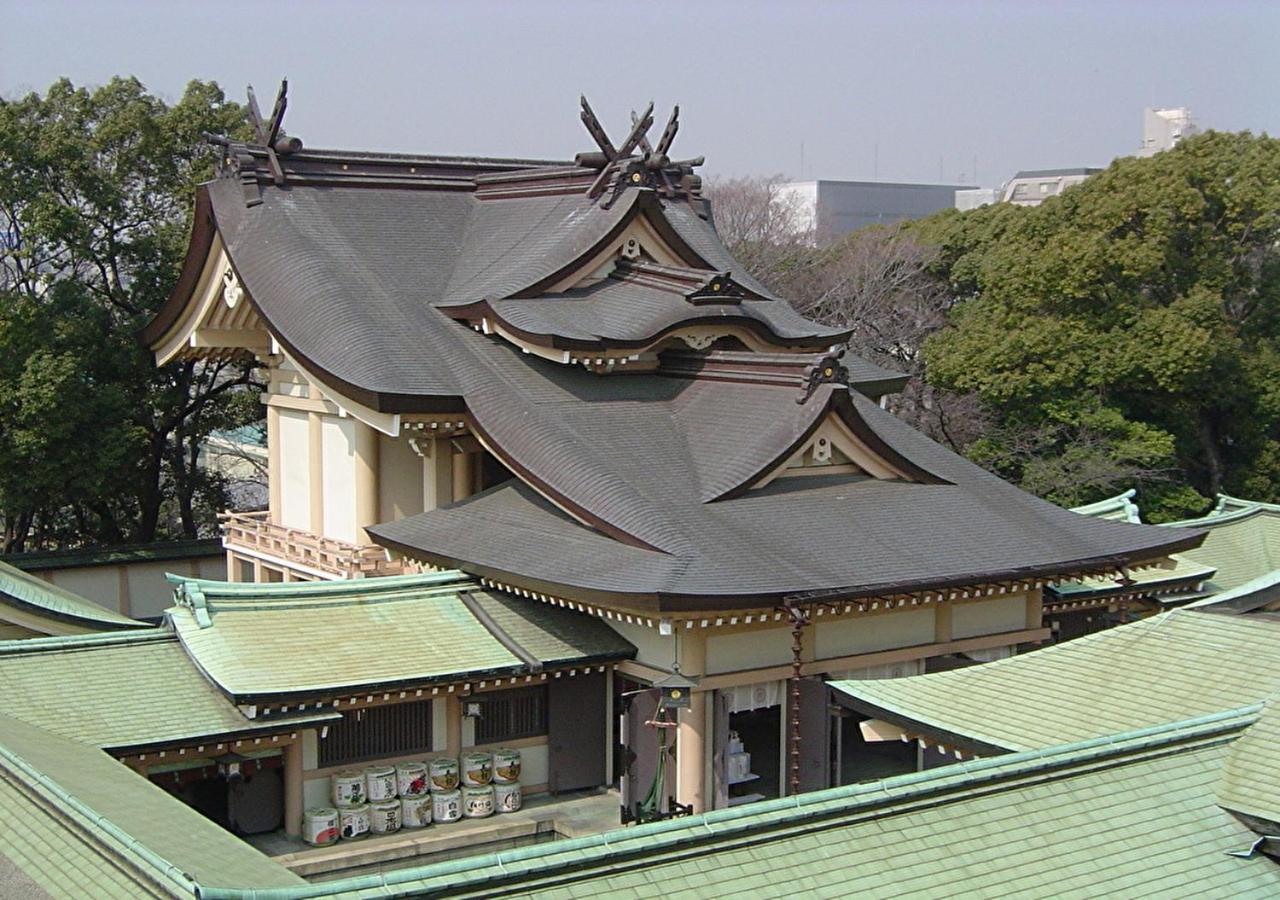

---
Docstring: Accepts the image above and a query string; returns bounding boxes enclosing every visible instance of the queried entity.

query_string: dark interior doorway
[728,706,780,805]
[836,715,917,785]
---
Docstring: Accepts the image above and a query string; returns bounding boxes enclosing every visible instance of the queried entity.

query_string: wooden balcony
[219,511,408,580]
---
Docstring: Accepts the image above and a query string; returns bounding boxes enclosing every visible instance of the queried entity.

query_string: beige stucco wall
[379,432,425,523]
[40,555,222,620]
[277,409,311,530]
[706,627,795,675]
[813,607,936,660]
[608,620,676,670]
[952,595,1027,640]
[321,416,357,543]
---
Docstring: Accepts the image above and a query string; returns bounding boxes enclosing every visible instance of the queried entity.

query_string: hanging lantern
[654,667,698,711]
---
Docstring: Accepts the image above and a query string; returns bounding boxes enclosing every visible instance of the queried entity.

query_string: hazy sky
[3,1,1278,187]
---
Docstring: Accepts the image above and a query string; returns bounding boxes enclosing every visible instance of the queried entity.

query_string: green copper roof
[1218,699,1280,827]
[0,712,304,897]
[1168,505,1280,593]
[0,630,332,751]
[1071,489,1141,523]
[830,610,1280,752]
[0,557,149,632]
[167,571,633,702]
[197,708,1274,899]
[1049,555,1217,601]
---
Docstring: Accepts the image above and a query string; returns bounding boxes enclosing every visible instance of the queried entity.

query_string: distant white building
[779,179,975,243]
[954,188,1001,212]
[1000,168,1104,206]
[1139,107,1198,157]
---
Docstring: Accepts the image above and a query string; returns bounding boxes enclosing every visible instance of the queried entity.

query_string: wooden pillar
[451,449,474,504]
[445,694,463,757]
[266,404,281,523]
[307,412,324,536]
[423,438,453,512]
[934,603,953,644]
[116,566,132,617]
[225,551,239,583]
[1025,589,1043,630]
[283,740,303,837]
[354,421,379,544]
[676,629,708,814]
[252,558,264,584]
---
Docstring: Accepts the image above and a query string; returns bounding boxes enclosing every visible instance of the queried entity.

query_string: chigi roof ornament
[203,79,304,206]
[576,97,704,207]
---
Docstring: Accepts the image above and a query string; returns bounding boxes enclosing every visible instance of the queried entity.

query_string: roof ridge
[0,628,171,656]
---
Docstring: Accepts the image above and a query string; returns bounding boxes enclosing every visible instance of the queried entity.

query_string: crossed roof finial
[577,98,698,205]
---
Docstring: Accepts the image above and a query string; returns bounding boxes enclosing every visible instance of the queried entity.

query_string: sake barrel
[401,793,433,828]
[428,757,459,792]
[364,765,397,802]
[492,748,521,784]
[432,788,462,823]
[338,803,371,840]
[369,798,402,834]
[331,770,365,808]
[461,751,493,787]
[396,761,429,797]
[462,785,495,818]
[303,807,340,845]
[493,781,522,814]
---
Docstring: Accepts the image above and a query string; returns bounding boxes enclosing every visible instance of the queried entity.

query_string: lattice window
[473,686,548,744]
[319,699,434,767]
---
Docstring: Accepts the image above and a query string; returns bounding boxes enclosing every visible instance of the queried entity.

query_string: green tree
[0,77,256,552]
[919,131,1280,521]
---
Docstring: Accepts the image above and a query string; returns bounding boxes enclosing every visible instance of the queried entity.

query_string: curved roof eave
[140,185,216,348]
[442,299,850,354]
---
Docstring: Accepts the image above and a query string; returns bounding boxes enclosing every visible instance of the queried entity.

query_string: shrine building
[139,85,1202,823]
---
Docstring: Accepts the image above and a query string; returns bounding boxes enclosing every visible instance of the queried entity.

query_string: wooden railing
[219,511,407,579]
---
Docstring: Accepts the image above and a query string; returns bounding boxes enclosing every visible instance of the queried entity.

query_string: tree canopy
[917,131,1280,520]
[0,77,256,552]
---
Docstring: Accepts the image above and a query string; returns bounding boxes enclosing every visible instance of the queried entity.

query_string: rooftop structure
[167,571,632,705]
[1140,106,1198,157]
[1050,492,1280,623]
[134,82,1202,828]
[1001,167,1103,206]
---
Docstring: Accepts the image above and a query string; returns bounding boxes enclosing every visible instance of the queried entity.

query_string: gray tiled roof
[372,385,1202,607]
[187,160,1199,607]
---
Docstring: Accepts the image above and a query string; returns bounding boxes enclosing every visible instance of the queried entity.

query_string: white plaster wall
[607,620,676,670]
[952,595,1026,640]
[321,416,357,543]
[277,409,311,529]
[706,627,795,675]
[379,432,424,523]
[814,608,935,660]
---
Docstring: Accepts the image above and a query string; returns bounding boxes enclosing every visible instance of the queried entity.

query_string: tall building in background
[1139,107,1198,156]
[780,179,975,243]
